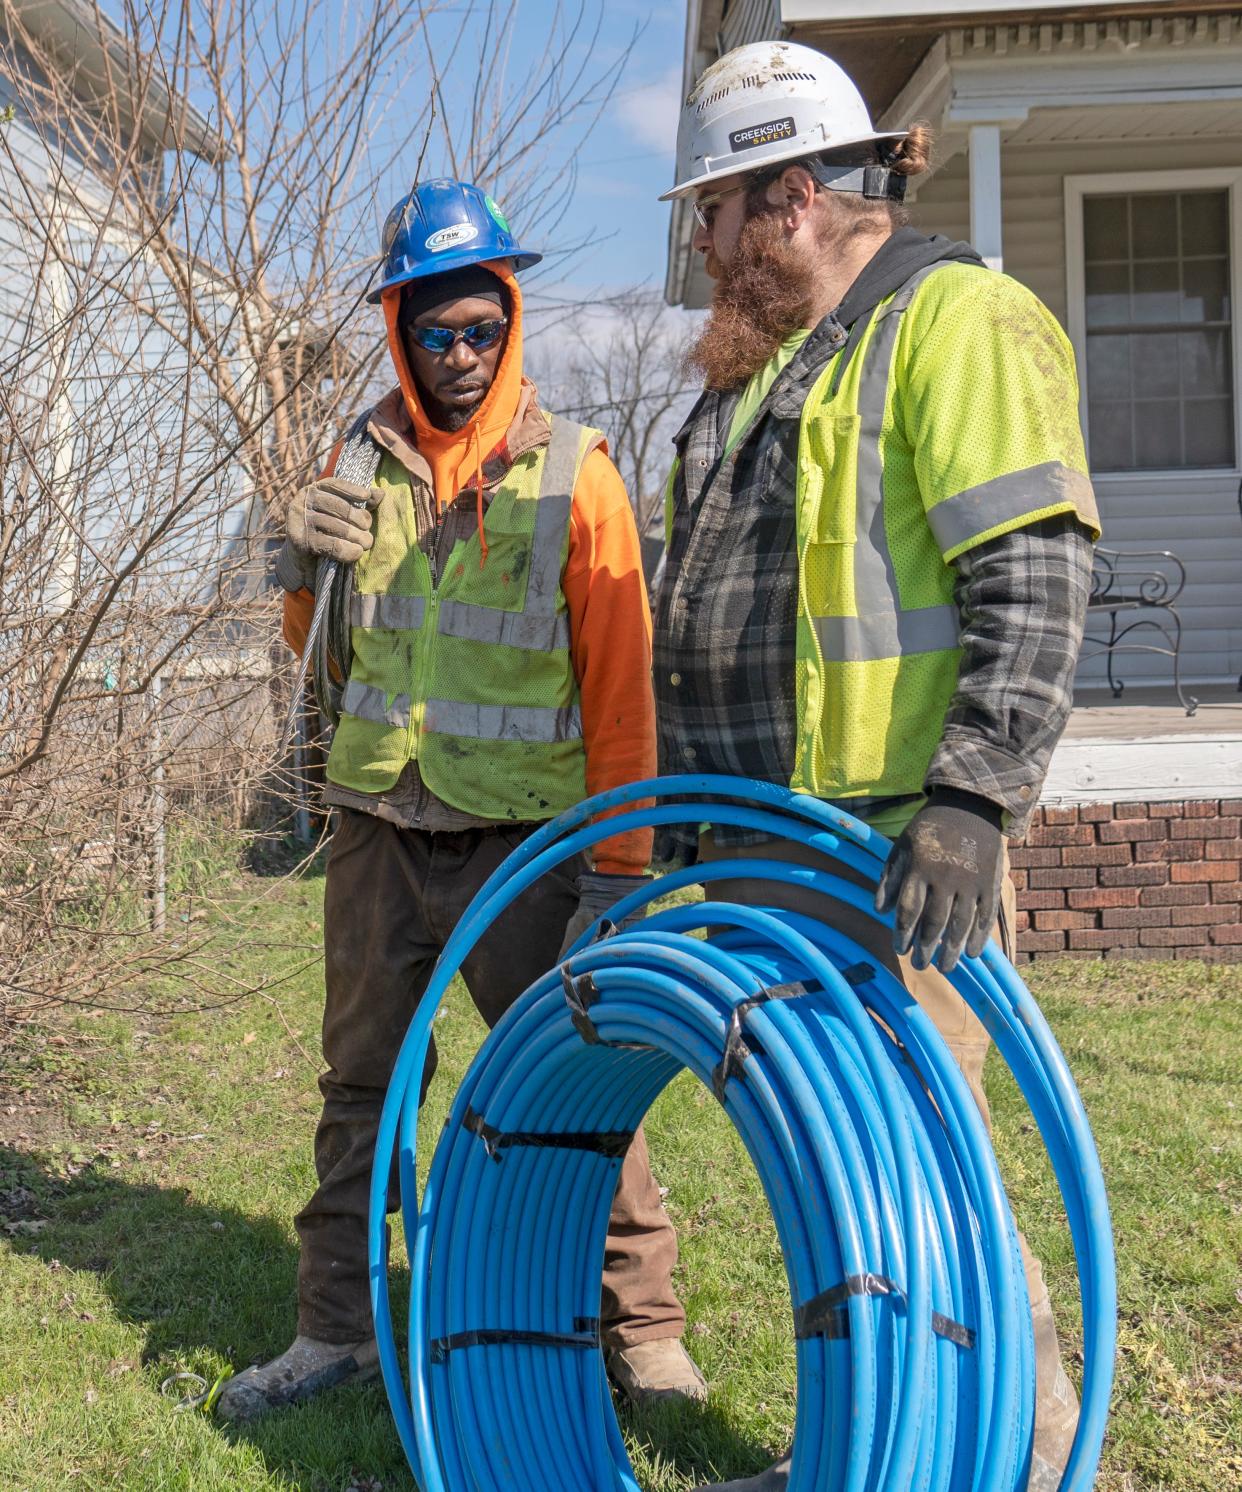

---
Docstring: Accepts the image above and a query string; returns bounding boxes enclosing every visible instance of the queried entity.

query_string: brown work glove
[275,477,385,593]
[875,788,1005,974]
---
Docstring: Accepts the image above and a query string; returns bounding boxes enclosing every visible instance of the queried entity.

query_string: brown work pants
[699,833,1079,1482]
[295,810,685,1348]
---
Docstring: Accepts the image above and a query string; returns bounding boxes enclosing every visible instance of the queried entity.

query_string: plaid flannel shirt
[653,317,1093,854]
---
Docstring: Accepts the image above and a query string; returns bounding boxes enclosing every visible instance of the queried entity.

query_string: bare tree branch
[0,0,627,1021]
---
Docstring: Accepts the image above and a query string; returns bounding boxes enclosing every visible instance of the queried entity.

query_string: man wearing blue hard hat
[217,180,704,1418]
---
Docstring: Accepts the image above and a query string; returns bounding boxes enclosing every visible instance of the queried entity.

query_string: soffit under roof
[788,3,1242,116]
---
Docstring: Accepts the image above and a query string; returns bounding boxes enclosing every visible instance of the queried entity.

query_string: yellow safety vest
[667,261,1100,803]
[327,415,601,820]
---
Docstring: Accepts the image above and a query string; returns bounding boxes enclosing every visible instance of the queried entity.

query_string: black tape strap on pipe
[561,968,653,1051]
[838,960,940,1106]
[712,981,808,1102]
[429,1318,600,1365]
[562,968,603,1045]
[462,1106,634,1164]
[795,1274,976,1350]
[931,1311,978,1350]
[794,1272,904,1340]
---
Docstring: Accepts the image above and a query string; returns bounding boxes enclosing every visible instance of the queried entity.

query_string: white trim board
[1063,166,1242,475]
[1042,732,1242,804]
[948,53,1242,121]
[781,0,1169,19]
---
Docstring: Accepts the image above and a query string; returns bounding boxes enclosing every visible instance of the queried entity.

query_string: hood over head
[381,258,525,543]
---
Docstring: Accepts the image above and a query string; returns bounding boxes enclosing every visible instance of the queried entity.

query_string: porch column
[968,123,1003,272]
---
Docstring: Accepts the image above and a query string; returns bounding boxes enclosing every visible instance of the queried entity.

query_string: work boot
[1029,1359,1079,1488]
[215,1334,379,1422]
[607,1337,707,1407]
[1027,1238,1080,1489]
[694,1452,791,1490]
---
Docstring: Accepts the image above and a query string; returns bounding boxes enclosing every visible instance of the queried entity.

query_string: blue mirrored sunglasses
[408,318,508,353]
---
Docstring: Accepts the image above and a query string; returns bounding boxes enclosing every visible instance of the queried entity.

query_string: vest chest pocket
[442,501,535,613]
[800,412,860,547]
[367,483,425,591]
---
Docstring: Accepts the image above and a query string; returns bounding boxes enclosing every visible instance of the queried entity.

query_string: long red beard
[684,209,818,391]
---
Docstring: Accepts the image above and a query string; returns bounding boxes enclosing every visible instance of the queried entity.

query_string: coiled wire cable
[277,414,378,756]
[369,775,1116,1491]
[310,549,355,731]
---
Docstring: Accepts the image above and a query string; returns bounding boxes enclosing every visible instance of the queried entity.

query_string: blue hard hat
[367,178,541,303]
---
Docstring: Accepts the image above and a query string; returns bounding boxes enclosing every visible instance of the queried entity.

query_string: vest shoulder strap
[852,259,973,440]
[875,257,972,326]
[540,414,602,506]
[520,415,601,619]
[829,258,968,398]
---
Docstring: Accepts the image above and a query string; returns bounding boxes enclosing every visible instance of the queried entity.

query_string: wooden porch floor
[1046,685,1242,804]
[1066,684,1242,741]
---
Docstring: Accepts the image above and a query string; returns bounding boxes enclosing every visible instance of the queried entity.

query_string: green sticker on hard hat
[484,195,510,233]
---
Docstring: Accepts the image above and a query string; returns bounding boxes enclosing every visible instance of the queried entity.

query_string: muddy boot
[1029,1357,1079,1489]
[694,1452,791,1491]
[607,1337,707,1407]
[1025,1240,1080,1490]
[215,1334,379,1422]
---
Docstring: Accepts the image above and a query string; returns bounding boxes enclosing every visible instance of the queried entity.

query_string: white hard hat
[660,41,907,202]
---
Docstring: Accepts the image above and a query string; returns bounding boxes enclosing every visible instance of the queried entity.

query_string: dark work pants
[295,809,685,1347]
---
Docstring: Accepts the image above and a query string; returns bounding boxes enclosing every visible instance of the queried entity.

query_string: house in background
[1,0,228,613]
[666,0,1242,694]
[0,2,282,905]
[664,1,1242,961]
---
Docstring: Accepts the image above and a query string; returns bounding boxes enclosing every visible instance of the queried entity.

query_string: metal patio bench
[1082,545,1197,716]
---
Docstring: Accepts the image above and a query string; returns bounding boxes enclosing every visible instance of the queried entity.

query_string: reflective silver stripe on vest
[524,416,581,617]
[437,598,570,652]
[351,593,426,630]
[430,415,581,652]
[817,263,959,662]
[340,679,412,728]
[423,699,583,743]
[815,607,959,664]
[925,461,1096,556]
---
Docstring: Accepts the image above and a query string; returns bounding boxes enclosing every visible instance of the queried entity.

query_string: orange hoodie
[283,263,655,875]
[383,259,524,524]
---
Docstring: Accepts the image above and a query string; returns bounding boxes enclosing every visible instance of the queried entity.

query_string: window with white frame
[1078,187,1235,472]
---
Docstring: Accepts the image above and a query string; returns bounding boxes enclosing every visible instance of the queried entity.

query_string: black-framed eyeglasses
[407,318,508,353]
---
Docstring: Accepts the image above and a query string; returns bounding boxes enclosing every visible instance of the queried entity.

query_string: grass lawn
[2,861,1240,1491]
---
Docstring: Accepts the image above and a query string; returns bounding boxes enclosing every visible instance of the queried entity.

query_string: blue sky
[568,4,686,291]
[145,0,688,307]
[404,0,689,314]
[139,0,694,361]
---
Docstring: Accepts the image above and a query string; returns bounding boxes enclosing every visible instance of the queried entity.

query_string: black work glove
[557,872,649,960]
[874,788,1005,973]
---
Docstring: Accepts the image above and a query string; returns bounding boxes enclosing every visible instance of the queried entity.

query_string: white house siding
[720,0,781,52]
[1,52,248,614]
[910,132,1242,688]
[0,69,51,370]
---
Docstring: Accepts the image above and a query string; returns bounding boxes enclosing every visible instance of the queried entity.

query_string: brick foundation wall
[1011,800,1242,961]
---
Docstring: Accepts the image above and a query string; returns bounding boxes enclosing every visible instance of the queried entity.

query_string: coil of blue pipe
[368,775,1116,1491]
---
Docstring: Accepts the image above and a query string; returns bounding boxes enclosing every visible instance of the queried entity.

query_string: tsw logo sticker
[730,116,796,152]
[426,222,480,253]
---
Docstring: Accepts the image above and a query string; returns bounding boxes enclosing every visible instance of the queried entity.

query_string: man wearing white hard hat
[655,42,1100,1492]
